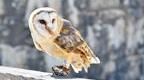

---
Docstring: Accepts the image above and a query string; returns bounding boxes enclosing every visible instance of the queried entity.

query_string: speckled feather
[54,19,100,73]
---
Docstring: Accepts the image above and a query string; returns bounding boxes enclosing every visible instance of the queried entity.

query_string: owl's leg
[52,63,70,76]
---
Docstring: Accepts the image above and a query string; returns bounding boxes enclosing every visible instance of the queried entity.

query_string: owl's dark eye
[52,18,55,23]
[38,19,46,25]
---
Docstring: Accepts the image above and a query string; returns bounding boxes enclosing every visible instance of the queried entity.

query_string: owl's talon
[52,65,70,76]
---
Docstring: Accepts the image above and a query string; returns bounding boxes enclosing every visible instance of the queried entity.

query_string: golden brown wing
[54,19,100,73]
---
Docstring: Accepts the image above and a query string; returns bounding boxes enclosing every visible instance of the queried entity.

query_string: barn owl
[28,7,100,76]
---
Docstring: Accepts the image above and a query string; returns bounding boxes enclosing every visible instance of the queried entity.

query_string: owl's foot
[52,65,70,76]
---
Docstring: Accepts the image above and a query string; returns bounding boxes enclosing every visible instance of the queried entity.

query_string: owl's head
[29,7,63,38]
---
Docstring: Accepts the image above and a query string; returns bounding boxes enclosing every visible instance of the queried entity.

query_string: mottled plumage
[54,20,83,53]
[28,7,100,75]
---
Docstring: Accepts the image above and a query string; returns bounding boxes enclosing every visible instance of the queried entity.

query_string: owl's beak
[45,24,55,35]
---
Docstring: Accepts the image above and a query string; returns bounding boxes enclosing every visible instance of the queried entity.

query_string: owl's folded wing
[54,19,100,61]
[54,19,100,72]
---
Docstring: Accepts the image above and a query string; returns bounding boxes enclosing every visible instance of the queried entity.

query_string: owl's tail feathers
[68,52,100,73]
[83,56,100,73]
[91,56,100,64]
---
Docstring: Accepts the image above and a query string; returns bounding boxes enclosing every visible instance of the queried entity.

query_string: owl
[28,7,100,76]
